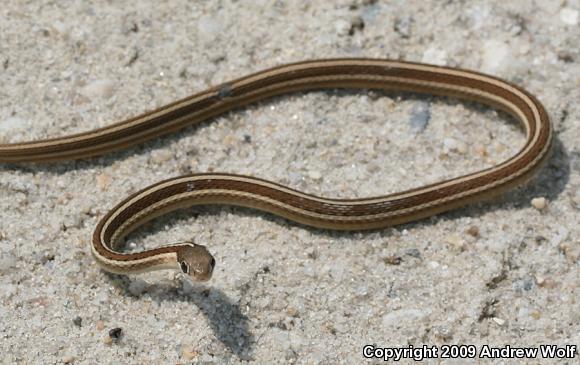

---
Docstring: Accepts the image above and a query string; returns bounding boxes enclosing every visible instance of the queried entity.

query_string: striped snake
[0,59,552,282]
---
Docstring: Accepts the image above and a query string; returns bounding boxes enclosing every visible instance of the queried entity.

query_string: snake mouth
[192,271,213,282]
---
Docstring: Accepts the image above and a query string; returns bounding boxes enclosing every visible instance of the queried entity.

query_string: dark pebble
[109,327,123,340]
[73,316,82,327]
[404,248,421,258]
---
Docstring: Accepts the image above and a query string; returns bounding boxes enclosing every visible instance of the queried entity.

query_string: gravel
[1,1,578,364]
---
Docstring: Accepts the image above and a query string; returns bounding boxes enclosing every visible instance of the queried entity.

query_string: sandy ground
[1,1,579,364]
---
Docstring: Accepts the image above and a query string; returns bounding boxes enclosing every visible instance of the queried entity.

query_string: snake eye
[180,261,189,274]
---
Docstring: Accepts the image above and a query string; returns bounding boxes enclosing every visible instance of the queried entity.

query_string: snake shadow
[104,272,254,361]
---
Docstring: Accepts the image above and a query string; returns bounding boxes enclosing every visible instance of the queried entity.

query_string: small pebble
[559,242,580,263]
[308,170,322,181]
[95,173,111,191]
[537,277,557,289]
[404,248,421,258]
[446,234,465,249]
[475,144,488,157]
[96,320,105,331]
[28,297,50,307]
[108,327,123,341]
[443,138,467,154]
[286,307,299,317]
[466,225,480,238]
[72,316,82,327]
[334,19,352,36]
[62,355,75,364]
[409,102,430,132]
[384,255,402,265]
[531,197,547,210]
[367,90,380,100]
[181,346,200,360]
[456,142,468,154]
[222,134,236,146]
[150,150,172,164]
[434,326,453,341]
[382,309,428,327]
[492,317,506,326]
[80,80,115,99]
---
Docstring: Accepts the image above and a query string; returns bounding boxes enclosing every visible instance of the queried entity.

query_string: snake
[0,59,552,282]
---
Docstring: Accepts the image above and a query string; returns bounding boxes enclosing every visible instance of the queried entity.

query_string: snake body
[0,59,552,281]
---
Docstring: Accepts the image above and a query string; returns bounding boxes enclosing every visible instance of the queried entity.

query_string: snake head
[176,243,215,282]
